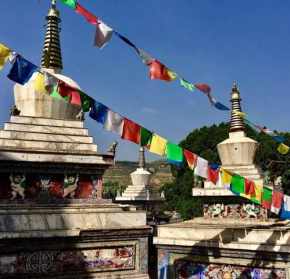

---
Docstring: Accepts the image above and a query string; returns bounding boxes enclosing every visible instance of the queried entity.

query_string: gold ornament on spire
[229,82,245,132]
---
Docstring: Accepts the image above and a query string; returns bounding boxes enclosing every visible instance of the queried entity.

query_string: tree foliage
[161,122,290,220]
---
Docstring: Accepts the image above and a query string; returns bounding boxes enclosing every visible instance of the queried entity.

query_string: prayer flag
[79,91,94,112]
[104,110,124,135]
[166,143,183,163]
[277,143,290,155]
[221,169,232,188]
[58,81,81,106]
[121,118,141,144]
[60,0,77,9]
[89,101,108,124]
[230,174,245,195]
[7,55,38,85]
[262,187,273,209]
[251,184,263,204]
[114,31,139,54]
[50,85,66,100]
[194,83,211,94]
[180,79,195,92]
[207,165,219,184]
[271,191,283,214]
[272,135,285,143]
[44,72,57,92]
[194,157,208,179]
[233,110,246,118]
[280,195,290,220]
[183,149,197,170]
[213,101,230,111]
[94,21,113,48]
[140,127,153,147]
[149,134,167,156]
[244,179,255,196]
[138,48,154,64]
[148,60,175,82]
[33,72,46,94]
[0,43,11,70]
[75,3,98,25]
[166,69,177,81]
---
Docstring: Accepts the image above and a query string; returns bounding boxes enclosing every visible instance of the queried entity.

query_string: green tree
[161,122,290,220]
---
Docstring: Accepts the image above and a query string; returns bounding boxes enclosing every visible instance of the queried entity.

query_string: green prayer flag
[230,175,245,195]
[140,127,152,147]
[180,78,195,92]
[50,86,69,102]
[166,142,183,162]
[60,0,77,9]
[79,91,93,112]
[262,187,273,209]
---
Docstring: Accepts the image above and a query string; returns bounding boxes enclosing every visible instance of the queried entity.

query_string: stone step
[0,130,93,144]
[10,116,84,128]
[4,122,88,136]
[0,138,97,153]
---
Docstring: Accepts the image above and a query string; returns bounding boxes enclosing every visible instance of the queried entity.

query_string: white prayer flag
[94,21,113,48]
[194,156,208,179]
[104,110,124,135]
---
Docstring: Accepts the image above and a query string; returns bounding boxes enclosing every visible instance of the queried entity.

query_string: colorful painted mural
[0,246,135,274]
[0,173,104,200]
[174,260,286,279]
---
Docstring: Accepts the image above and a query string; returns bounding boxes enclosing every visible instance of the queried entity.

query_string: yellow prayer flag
[149,134,167,156]
[33,73,47,94]
[253,184,263,204]
[167,69,177,81]
[221,168,232,187]
[277,143,290,155]
[0,43,11,70]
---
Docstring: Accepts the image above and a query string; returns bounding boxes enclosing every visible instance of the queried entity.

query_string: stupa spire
[41,0,63,72]
[138,147,146,169]
[229,82,245,132]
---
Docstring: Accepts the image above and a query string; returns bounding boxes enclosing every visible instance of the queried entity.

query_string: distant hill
[103,160,173,188]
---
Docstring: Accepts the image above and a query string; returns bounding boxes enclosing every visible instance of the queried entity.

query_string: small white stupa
[116,147,163,201]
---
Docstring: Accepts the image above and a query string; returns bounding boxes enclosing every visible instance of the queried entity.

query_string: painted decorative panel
[0,246,135,275]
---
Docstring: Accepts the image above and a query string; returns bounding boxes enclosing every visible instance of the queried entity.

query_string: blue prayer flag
[89,101,108,124]
[7,55,38,85]
[272,135,285,143]
[214,101,230,111]
[280,196,290,220]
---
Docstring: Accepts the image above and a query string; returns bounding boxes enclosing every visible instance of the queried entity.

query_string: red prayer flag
[207,167,219,184]
[148,60,173,82]
[58,81,81,106]
[121,118,141,144]
[271,191,283,213]
[75,3,98,25]
[195,83,211,94]
[183,149,197,170]
[245,179,255,196]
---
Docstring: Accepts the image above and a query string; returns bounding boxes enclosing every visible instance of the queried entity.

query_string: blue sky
[1,0,290,161]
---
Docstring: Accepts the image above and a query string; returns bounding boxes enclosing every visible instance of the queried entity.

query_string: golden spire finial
[41,0,63,71]
[229,81,245,132]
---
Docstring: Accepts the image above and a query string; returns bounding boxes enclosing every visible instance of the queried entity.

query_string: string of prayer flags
[166,142,184,164]
[230,174,245,195]
[104,110,124,135]
[0,43,11,70]
[149,134,167,156]
[194,156,208,179]
[261,187,273,209]
[75,3,98,25]
[94,21,114,49]
[7,55,38,85]
[140,127,153,147]
[180,79,195,92]
[114,31,140,55]
[277,143,290,155]
[89,101,108,124]
[183,149,197,170]
[148,60,177,82]
[121,118,141,144]
[280,196,290,220]
[60,0,77,9]
[271,191,284,214]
